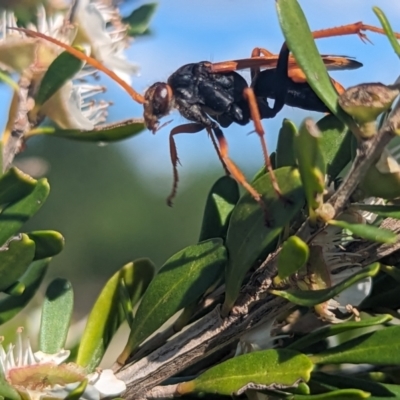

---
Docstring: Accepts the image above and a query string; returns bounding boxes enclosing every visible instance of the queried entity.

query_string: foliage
[0,1,400,400]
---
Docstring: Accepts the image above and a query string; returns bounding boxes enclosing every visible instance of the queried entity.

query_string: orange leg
[167,123,269,222]
[243,87,286,201]
[309,22,400,42]
[250,48,275,79]
[210,126,271,222]
[207,129,230,176]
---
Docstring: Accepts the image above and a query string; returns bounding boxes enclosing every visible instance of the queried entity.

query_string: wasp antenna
[9,27,146,105]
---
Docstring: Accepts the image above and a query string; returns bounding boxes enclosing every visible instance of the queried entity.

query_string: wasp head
[143,83,174,133]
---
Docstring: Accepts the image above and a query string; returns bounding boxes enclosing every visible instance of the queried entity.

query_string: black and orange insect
[13,22,400,210]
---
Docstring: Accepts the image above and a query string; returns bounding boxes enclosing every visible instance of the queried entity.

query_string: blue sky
[111,0,400,183]
[1,0,400,187]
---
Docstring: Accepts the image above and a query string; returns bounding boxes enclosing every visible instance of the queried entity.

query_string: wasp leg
[207,128,230,176]
[250,47,275,80]
[309,22,400,42]
[166,122,229,206]
[243,87,292,205]
[167,123,204,207]
[210,125,271,223]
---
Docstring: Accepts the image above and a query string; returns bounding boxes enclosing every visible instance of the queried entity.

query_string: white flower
[0,6,111,130]
[72,0,139,84]
[0,328,126,400]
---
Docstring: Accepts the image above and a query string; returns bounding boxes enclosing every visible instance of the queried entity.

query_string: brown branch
[116,103,400,400]
[2,71,33,171]
[328,102,400,214]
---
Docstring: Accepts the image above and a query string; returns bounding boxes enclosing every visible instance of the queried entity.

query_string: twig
[3,72,33,171]
[328,102,400,214]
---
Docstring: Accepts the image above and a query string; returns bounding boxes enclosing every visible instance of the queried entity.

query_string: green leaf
[123,3,158,36]
[27,230,65,260]
[271,262,380,306]
[351,204,400,219]
[64,380,88,400]
[177,349,313,396]
[381,265,400,283]
[295,119,325,212]
[39,278,74,354]
[0,70,19,92]
[293,389,370,399]
[0,259,50,324]
[0,234,36,292]
[252,153,277,183]
[278,236,309,280]
[276,119,297,168]
[288,314,392,351]
[276,0,355,128]
[35,50,83,107]
[119,239,227,364]
[0,178,50,247]
[328,220,397,244]
[312,325,400,365]
[199,176,239,242]
[77,259,155,371]
[373,7,400,58]
[224,167,304,313]
[36,119,145,142]
[313,372,400,400]
[0,167,36,205]
[0,375,21,400]
[317,115,352,180]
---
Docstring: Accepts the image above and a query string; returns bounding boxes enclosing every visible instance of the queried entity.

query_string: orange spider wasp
[13,22,400,212]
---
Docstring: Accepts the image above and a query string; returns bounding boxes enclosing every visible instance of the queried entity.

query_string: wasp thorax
[143,82,173,132]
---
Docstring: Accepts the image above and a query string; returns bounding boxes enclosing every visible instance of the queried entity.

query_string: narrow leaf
[35,51,83,107]
[199,176,239,242]
[295,119,325,212]
[278,236,309,280]
[177,349,313,396]
[0,167,36,205]
[276,119,297,168]
[381,264,400,283]
[293,389,370,399]
[351,203,400,219]
[373,7,400,58]
[32,119,145,142]
[276,0,356,128]
[27,230,65,260]
[39,278,74,353]
[312,325,400,365]
[64,380,88,400]
[77,259,155,371]
[0,259,50,324]
[271,263,380,307]
[317,115,352,180]
[0,375,21,400]
[224,167,304,313]
[119,239,227,364]
[328,220,397,244]
[288,315,392,351]
[123,4,158,36]
[0,178,50,247]
[314,372,400,400]
[0,234,36,292]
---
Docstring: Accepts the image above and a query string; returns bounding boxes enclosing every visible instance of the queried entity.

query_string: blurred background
[1,0,400,317]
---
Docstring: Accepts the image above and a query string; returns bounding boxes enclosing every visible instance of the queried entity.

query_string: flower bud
[339,83,399,138]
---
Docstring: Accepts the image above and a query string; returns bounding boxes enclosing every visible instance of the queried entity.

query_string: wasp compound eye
[143,83,173,132]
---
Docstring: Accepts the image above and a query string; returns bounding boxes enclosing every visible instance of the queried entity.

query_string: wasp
[14,22,400,211]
